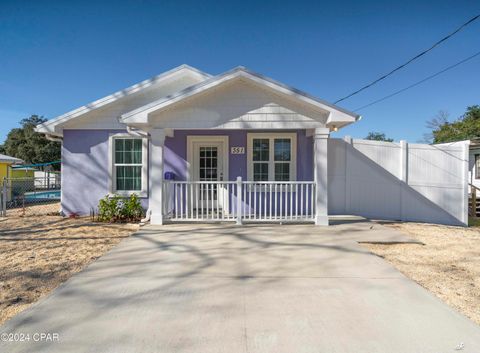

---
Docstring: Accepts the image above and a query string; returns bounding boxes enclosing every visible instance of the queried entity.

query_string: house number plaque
[231,147,245,154]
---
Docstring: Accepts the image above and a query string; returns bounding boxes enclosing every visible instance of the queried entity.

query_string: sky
[0,0,479,143]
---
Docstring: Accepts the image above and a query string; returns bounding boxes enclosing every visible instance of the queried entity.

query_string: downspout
[126,125,152,223]
[141,208,152,223]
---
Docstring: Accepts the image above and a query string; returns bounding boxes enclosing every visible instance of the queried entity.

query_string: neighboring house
[34,170,60,189]
[469,139,480,191]
[0,155,27,203]
[0,154,24,180]
[10,166,36,179]
[35,65,469,226]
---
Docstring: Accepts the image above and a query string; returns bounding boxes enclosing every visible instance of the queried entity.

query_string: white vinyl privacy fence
[328,138,469,226]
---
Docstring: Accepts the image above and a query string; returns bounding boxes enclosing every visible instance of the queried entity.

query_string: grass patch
[0,208,138,325]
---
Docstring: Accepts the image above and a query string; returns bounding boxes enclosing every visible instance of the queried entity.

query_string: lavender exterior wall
[164,130,313,181]
[62,129,149,216]
[62,129,313,216]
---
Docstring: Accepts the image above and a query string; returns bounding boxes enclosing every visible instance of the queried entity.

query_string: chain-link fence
[1,176,61,217]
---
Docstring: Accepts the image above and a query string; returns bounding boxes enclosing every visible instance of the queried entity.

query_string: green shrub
[119,193,143,221]
[97,195,121,222]
[97,194,143,223]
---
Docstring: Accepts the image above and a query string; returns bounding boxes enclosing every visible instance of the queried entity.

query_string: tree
[365,131,394,142]
[423,110,450,143]
[2,115,60,166]
[426,105,480,143]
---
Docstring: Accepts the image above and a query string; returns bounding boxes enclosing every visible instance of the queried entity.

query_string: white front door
[187,136,229,211]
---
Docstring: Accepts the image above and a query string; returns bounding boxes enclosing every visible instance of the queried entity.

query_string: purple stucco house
[36,65,359,225]
[35,65,469,226]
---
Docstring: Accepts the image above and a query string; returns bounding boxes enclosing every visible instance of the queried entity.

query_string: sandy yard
[363,222,480,325]
[0,204,139,325]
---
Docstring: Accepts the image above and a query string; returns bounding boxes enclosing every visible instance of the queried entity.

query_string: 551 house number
[231,147,245,154]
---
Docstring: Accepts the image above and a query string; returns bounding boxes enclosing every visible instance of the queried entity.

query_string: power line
[353,50,480,112]
[334,14,480,104]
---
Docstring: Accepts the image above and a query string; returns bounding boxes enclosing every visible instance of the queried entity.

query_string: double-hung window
[110,134,147,196]
[248,133,297,181]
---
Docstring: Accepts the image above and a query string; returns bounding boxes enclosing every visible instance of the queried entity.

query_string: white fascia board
[326,110,361,126]
[34,65,211,135]
[35,122,58,135]
[239,68,359,121]
[120,67,360,125]
[0,155,24,164]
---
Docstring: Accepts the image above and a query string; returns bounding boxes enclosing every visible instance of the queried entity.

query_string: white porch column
[149,128,166,225]
[314,128,330,226]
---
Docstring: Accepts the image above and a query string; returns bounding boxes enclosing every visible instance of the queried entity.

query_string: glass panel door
[199,146,219,209]
[199,146,218,182]
[192,141,225,212]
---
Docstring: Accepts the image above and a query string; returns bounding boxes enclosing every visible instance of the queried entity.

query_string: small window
[114,138,143,191]
[476,154,480,179]
[248,133,296,181]
[274,138,291,181]
[253,139,269,181]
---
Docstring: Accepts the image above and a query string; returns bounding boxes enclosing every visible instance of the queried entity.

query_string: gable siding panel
[63,75,207,130]
[149,81,329,129]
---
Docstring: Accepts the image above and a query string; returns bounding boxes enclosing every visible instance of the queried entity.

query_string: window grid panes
[274,139,291,161]
[114,138,142,191]
[199,147,218,181]
[251,137,293,181]
[274,138,291,181]
[274,163,290,181]
[253,139,269,161]
[253,163,269,181]
[116,166,142,191]
[252,138,270,181]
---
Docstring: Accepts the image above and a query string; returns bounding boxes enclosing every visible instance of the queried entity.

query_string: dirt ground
[363,222,480,325]
[0,205,139,325]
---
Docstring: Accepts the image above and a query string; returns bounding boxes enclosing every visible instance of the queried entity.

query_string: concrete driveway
[2,219,480,353]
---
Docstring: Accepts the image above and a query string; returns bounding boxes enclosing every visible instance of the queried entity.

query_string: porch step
[468,197,480,217]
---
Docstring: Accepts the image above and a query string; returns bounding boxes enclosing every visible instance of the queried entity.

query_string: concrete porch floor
[1,219,480,352]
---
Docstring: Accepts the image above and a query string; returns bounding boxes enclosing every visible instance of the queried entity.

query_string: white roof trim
[0,154,24,164]
[120,66,360,124]
[35,64,211,135]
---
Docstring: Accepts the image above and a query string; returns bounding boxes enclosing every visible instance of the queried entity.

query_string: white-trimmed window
[109,134,148,196]
[247,133,297,181]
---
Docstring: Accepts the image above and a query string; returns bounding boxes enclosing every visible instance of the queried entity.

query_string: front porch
[148,128,329,225]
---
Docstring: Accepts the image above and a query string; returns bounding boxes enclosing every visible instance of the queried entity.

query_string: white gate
[328,138,469,226]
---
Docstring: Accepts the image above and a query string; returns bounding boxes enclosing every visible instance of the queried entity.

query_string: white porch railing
[163,177,316,223]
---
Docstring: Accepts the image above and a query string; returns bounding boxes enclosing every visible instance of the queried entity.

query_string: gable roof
[35,65,211,136]
[120,66,360,126]
[36,65,360,136]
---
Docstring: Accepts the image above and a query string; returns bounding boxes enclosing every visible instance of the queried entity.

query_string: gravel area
[363,222,480,325]
[0,207,138,325]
